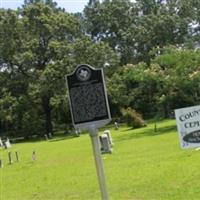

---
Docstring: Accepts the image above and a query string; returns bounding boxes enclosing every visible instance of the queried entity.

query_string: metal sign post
[66,64,111,200]
[88,125,109,200]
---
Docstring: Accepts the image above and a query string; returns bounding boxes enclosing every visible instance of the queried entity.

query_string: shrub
[121,107,145,128]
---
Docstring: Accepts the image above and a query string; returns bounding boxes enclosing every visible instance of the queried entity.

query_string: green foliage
[0,2,118,137]
[1,0,200,137]
[153,47,200,114]
[21,111,45,137]
[121,107,145,128]
[108,46,200,118]
[0,91,18,125]
[108,63,163,117]
[84,0,190,64]
[72,36,120,76]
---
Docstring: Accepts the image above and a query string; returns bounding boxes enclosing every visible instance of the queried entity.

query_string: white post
[88,125,109,200]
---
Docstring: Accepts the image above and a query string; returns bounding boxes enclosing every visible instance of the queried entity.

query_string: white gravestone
[0,138,3,147]
[114,121,119,130]
[75,129,81,137]
[4,138,11,149]
[48,132,52,138]
[99,134,112,154]
[103,130,113,147]
[44,134,48,140]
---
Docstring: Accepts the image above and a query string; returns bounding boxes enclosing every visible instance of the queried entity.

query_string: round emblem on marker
[76,66,91,81]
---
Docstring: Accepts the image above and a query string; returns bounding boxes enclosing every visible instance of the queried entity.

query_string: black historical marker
[66,64,111,129]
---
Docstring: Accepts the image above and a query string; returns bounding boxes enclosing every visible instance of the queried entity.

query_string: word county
[179,109,200,128]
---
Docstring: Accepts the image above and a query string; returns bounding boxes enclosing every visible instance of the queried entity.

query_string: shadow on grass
[49,135,79,142]
[116,125,177,142]
[11,133,79,144]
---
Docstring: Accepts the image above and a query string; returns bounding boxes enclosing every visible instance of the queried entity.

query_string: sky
[0,0,90,13]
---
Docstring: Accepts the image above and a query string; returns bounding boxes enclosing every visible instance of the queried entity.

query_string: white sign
[175,105,200,149]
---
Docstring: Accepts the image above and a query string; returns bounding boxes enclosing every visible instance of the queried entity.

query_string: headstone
[154,123,157,132]
[0,138,3,147]
[44,134,48,140]
[0,159,3,168]
[48,132,52,138]
[75,129,81,137]
[114,121,119,130]
[4,138,11,149]
[8,152,13,164]
[103,130,113,146]
[15,151,19,162]
[32,151,36,161]
[99,134,112,154]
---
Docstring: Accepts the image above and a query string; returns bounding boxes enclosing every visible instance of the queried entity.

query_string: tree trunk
[42,95,53,136]
[164,102,171,118]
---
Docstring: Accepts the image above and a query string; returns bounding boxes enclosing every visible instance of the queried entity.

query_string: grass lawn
[1,119,200,200]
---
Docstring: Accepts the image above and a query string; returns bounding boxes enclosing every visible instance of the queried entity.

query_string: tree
[72,36,119,76]
[84,0,137,64]
[83,0,190,65]
[108,62,164,118]
[0,2,80,135]
[0,2,119,136]
[108,45,200,118]
[154,46,200,115]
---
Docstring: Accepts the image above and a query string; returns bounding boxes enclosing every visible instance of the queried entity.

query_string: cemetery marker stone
[15,151,19,162]
[8,152,13,164]
[66,64,111,200]
[0,138,3,147]
[0,159,3,168]
[32,151,36,161]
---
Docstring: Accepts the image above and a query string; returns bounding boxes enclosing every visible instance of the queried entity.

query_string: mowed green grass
[1,119,200,200]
